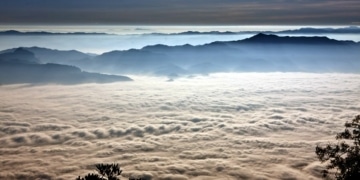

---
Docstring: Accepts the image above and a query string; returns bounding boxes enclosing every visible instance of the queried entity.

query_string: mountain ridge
[0,30,110,36]
[0,48,132,85]
[1,34,360,77]
[144,26,360,36]
[1,26,359,37]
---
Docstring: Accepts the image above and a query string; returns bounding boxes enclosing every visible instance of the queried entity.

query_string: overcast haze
[1,0,360,25]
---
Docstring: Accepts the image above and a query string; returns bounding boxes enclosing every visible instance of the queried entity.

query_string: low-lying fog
[0,34,254,54]
[1,73,359,180]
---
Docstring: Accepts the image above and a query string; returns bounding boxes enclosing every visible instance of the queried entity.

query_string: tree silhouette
[315,115,360,180]
[76,163,122,180]
[76,173,104,180]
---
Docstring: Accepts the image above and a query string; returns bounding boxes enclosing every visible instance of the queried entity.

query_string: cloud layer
[0,73,359,179]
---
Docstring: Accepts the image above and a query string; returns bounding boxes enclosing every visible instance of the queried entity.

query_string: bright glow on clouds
[0,73,359,179]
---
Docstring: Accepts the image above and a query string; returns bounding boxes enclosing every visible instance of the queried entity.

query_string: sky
[1,0,359,25]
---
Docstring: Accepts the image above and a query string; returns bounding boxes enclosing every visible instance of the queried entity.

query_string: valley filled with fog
[1,73,359,179]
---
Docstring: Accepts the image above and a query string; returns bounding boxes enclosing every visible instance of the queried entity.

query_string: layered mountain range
[1,26,359,36]
[1,33,359,84]
[0,48,132,85]
[0,30,109,36]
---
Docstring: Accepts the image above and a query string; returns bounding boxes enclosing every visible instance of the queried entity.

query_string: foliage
[76,163,122,180]
[316,115,360,180]
[76,173,104,180]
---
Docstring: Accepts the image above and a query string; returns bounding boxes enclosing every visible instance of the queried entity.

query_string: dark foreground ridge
[0,48,132,85]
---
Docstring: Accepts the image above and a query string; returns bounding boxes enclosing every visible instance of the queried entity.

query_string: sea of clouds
[0,73,359,180]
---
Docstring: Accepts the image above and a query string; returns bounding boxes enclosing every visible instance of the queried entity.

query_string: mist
[2,33,359,86]
[0,34,255,54]
[0,33,359,54]
[0,73,359,179]
[20,33,357,76]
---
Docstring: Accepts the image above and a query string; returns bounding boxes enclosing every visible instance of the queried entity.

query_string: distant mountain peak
[14,47,35,56]
[240,33,283,43]
[252,33,277,38]
[239,33,351,45]
[0,47,40,64]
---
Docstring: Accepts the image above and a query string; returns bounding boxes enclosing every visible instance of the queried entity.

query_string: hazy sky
[1,0,359,25]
